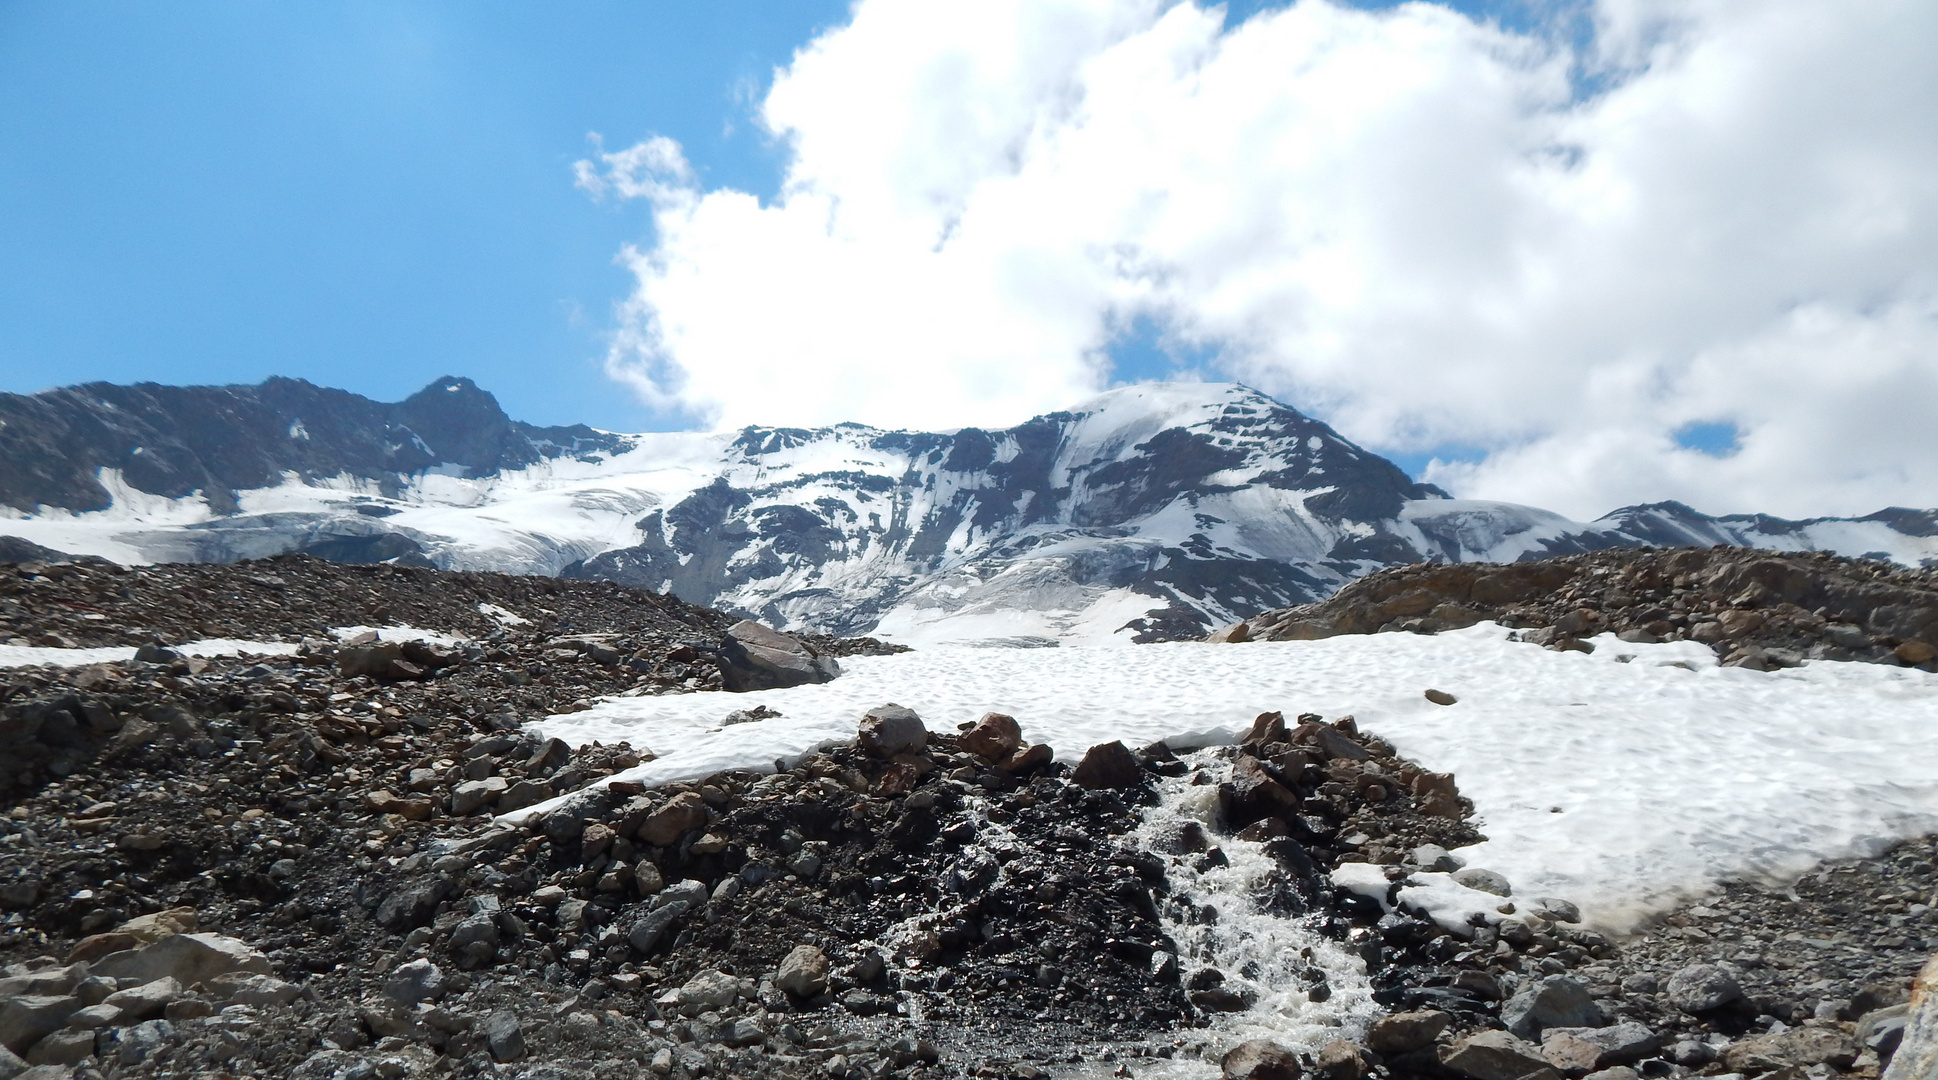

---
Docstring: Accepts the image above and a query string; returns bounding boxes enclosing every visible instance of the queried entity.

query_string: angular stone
[638,792,708,846]
[1222,1039,1302,1080]
[676,970,741,1011]
[1071,740,1142,789]
[89,933,271,989]
[482,1009,524,1063]
[857,704,927,758]
[449,776,508,815]
[716,620,839,692]
[1665,963,1744,1014]
[1441,1030,1563,1080]
[1723,1027,1859,1073]
[1366,1010,1450,1055]
[494,778,553,813]
[958,712,1022,760]
[204,973,299,1007]
[0,996,79,1054]
[114,1018,173,1065]
[996,743,1054,775]
[1504,975,1603,1039]
[627,901,690,955]
[100,977,181,1021]
[1542,1023,1658,1070]
[776,945,830,999]
[372,880,452,932]
[383,958,447,1004]
[23,1028,93,1067]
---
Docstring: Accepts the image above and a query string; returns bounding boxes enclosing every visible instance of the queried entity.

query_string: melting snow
[534,624,1938,932]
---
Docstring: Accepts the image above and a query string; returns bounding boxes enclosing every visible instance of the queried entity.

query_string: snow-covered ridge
[2,377,1935,646]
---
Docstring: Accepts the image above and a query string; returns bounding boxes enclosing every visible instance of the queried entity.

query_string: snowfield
[534,624,1938,933]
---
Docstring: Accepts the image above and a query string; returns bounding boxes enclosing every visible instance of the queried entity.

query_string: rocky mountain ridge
[2,376,1935,645]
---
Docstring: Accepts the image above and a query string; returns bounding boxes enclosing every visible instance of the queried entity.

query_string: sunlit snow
[533,624,1938,932]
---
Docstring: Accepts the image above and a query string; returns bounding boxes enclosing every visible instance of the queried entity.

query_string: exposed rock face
[0,376,626,519]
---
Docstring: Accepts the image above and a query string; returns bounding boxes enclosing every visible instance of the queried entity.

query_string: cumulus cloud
[581,0,1938,519]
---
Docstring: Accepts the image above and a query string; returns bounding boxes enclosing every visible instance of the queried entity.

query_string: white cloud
[582,0,1938,519]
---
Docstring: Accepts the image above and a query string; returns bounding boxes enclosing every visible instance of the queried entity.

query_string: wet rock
[1315,1039,1367,1080]
[1424,689,1458,706]
[1441,1030,1563,1080]
[1366,1009,1450,1055]
[1222,1039,1302,1080]
[1071,740,1143,789]
[775,945,829,1000]
[1665,962,1744,1014]
[959,712,1022,760]
[857,704,927,757]
[997,743,1054,775]
[1503,975,1604,1039]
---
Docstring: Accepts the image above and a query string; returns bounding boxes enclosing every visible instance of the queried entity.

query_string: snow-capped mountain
[3,376,1934,644]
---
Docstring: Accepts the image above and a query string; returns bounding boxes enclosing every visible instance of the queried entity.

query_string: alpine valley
[3,376,1935,645]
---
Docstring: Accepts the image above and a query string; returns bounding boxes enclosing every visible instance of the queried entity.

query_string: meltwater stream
[1065,749,1377,1079]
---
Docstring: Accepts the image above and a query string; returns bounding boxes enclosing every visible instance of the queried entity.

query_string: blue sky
[0,1,852,429]
[0,0,1535,432]
[2,1,1931,520]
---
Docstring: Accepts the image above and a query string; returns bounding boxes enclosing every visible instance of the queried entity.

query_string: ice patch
[531,624,1938,931]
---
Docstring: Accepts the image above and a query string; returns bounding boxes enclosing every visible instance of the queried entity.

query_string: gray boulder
[716,621,839,692]
[1884,953,1937,1080]
[857,704,927,757]
[0,996,78,1055]
[1665,963,1744,1014]
[775,945,830,999]
[1503,975,1604,1039]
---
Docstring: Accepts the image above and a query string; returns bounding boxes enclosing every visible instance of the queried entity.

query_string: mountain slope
[1,376,1934,644]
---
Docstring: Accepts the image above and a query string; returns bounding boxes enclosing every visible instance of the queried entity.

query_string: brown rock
[581,822,615,859]
[1424,688,1458,706]
[1440,1030,1562,1080]
[958,712,1022,760]
[1315,1039,1367,1080]
[1223,1039,1302,1080]
[857,704,928,757]
[1895,640,1937,665]
[638,792,708,846]
[1206,621,1252,644]
[1365,1010,1450,1056]
[1722,1028,1858,1073]
[996,743,1054,775]
[1070,741,1142,789]
[876,761,920,796]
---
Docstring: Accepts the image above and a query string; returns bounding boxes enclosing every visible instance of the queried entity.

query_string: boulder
[1071,740,1143,789]
[23,1028,93,1067]
[383,959,447,1004]
[336,641,403,679]
[638,792,709,847]
[1441,1030,1563,1080]
[482,1009,524,1063]
[1366,1010,1450,1056]
[1665,963,1744,1014]
[959,712,1022,760]
[715,620,840,692]
[775,945,830,999]
[857,704,928,758]
[1503,975,1603,1039]
[1723,1027,1859,1073]
[1222,1039,1302,1080]
[1453,867,1513,897]
[89,933,271,989]
[100,976,182,1020]
[1541,1023,1659,1070]
[1885,951,1938,1080]
[0,995,78,1054]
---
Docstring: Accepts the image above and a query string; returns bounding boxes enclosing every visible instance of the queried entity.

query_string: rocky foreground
[0,553,1934,1080]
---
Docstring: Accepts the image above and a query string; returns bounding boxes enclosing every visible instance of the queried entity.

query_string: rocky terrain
[1211,547,1938,673]
[0,552,1933,1080]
